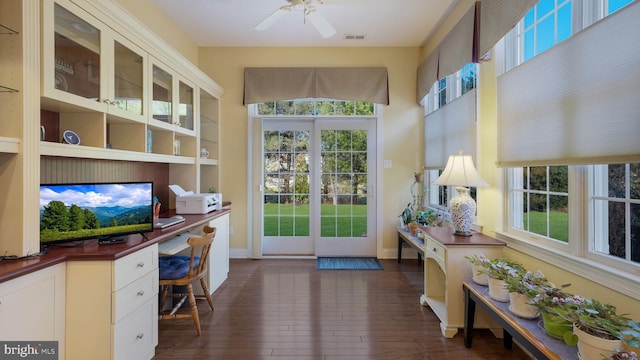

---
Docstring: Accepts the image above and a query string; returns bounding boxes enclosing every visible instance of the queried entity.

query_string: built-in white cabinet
[198,87,220,193]
[0,263,66,358]
[38,0,223,168]
[208,213,230,292]
[66,244,159,360]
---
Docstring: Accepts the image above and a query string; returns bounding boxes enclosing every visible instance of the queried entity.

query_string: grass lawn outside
[264,203,367,237]
[523,210,568,242]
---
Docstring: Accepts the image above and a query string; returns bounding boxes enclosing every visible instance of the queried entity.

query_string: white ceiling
[151,0,457,47]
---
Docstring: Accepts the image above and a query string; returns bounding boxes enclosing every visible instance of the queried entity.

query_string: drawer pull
[136,333,144,340]
[137,261,145,268]
[137,290,145,296]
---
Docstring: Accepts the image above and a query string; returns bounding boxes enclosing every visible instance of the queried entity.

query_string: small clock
[62,130,81,145]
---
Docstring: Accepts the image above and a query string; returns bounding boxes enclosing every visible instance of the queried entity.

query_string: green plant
[465,253,490,267]
[530,285,576,309]
[477,258,525,281]
[552,296,640,347]
[400,203,412,225]
[605,350,638,360]
[415,209,437,226]
[208,186,218,193]
[504,270,550,298]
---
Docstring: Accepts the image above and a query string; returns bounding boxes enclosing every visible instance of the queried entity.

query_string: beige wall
[114,0,198,64]
[197,47,423,253]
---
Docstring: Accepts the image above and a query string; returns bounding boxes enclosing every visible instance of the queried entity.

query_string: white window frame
[497,0,639,299]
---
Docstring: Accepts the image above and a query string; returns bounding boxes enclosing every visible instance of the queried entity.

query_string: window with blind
[499,0,639,276]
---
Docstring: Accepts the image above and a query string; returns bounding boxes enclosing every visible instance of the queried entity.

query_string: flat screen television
[39,182,154,247]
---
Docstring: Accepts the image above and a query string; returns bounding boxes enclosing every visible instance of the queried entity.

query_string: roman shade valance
[497,1,640,167]
[425,89,477,169]
[416,2,477,103]
[416,0,537,103]
[478,0,538,58]
[243,67,389,105]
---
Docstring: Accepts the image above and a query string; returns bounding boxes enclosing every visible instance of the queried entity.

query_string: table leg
[464,285,476,348]
[503,329,513,349]
[397,234,403,263]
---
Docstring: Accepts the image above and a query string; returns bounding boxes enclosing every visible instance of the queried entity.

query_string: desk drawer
[425,237,446,264]
[113,298,157,360]
[112,271,158,323]
[114,245,158,290]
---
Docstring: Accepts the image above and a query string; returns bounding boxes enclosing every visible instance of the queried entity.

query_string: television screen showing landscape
[39,182,154,244]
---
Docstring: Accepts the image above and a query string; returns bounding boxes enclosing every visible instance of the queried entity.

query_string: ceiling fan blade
[254,6,291,31]
[306,8,336,38]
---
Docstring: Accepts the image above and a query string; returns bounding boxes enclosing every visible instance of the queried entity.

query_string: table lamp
[434,149,488,236]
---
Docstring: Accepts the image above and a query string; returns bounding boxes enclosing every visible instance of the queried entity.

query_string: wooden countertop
[0,206,231,284]
[418,226,506,246]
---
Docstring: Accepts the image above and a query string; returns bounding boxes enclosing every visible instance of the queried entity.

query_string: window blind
[425,89,477,169]
[497,1,640,166]
[243,67,389,105]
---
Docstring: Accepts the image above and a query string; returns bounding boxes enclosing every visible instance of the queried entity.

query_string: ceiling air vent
[343,34,366,41]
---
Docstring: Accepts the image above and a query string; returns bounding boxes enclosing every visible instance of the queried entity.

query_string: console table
[419,226,506,338]
[463,279,579,360]
[397,228,425,263]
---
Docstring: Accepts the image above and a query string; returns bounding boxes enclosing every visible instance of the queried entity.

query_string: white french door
[257,118,376,257]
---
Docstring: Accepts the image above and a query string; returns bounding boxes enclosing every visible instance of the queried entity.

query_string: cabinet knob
[136,333,144,340]
[137,261,145,268]
[137,290,145,296]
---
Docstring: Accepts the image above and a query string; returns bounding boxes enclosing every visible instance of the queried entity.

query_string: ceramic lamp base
[450,186,476,236]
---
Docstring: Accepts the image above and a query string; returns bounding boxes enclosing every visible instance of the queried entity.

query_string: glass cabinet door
[178,80,194,132]
[152,64,172,124]
[113,40,143,116]
[53,3,101,100]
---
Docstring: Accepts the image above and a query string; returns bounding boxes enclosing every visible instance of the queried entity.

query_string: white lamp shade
[434,153,489,188]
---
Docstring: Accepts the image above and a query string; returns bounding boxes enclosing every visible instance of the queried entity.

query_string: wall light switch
[383,160,392,168]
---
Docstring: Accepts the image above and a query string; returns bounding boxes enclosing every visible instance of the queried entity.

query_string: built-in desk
[0,205,231,360]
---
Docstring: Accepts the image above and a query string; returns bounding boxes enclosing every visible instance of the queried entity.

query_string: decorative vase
[541,310,573,340]
[573,325,622,360]
[471,264,488,285]
[487,277,509,302]
[507,292,539,319]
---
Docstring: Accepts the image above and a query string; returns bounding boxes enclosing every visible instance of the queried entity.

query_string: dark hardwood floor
[154,259,531,360]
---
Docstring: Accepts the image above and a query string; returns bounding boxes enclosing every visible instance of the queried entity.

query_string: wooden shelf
[40,141,195,164]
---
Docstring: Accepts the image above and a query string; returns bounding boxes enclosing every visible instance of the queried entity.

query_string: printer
[169,184,222,214]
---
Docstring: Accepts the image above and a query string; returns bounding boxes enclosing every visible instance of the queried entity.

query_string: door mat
[316,257,383,270]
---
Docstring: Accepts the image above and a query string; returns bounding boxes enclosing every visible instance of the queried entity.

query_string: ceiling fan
[254,0,337,38]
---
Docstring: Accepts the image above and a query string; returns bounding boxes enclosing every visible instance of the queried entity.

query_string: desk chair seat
[158,225,216,336]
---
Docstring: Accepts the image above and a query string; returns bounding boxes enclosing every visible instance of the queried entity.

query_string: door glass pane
[113,41,142,115]
[152,65,172,123]
[179,81,194,130]
[320,130,368,238]
[263,130,310,237]
[54,4,100,100]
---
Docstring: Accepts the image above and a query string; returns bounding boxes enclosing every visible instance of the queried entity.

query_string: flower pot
[508,292,539,319]
[471,264,488,285]
[573,325,622,360]
[541,310,573,340]
[487,277,509,302]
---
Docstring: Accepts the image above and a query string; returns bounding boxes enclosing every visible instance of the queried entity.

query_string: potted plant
[606,350,638,360]
[504,270,550,319]
[530,285,578,339]
[399,203,412,230]
[478,258,525,302]
[465,254,491,285]
[554,297,640,360]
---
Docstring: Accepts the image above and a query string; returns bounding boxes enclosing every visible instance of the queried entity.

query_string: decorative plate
[62,130,80,145]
